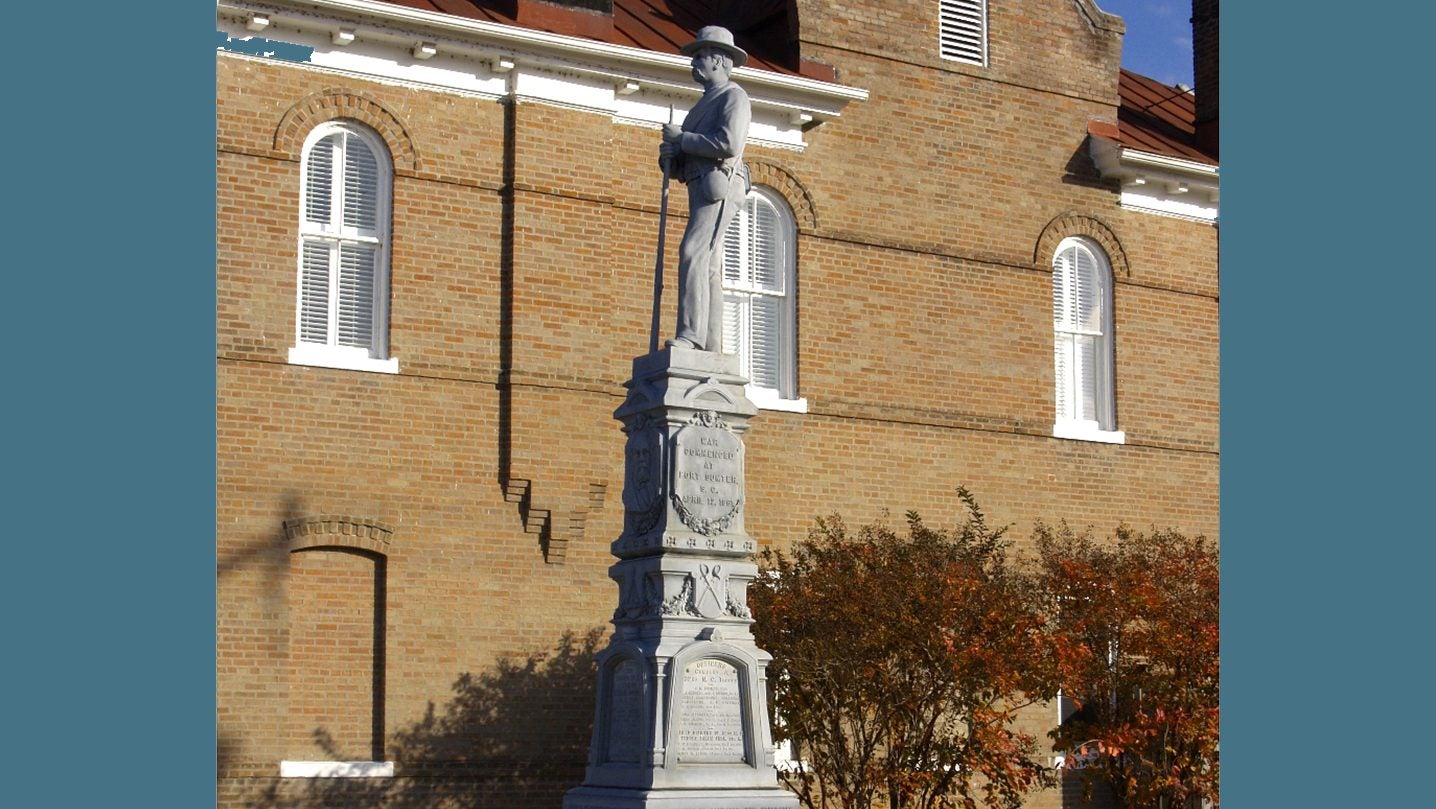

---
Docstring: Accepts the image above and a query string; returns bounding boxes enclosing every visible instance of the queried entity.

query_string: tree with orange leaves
[750,490,1068,809]
[1035,524,1220,809]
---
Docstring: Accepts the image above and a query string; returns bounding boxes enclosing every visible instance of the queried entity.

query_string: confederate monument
[564,26,798,809]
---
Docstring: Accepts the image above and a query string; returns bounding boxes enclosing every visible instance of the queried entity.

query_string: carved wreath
[671,493,742,536]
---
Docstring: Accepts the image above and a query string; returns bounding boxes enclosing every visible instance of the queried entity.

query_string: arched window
[721,186,802,409]
[288,120,397,373]
[1052,237,1122,441]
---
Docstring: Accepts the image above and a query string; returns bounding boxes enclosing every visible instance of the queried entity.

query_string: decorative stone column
[564,347,797,809]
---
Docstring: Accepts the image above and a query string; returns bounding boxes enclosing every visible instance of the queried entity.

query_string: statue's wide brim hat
[680,25,748,67]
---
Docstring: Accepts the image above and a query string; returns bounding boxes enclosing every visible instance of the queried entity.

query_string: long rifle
[649,105,675,354]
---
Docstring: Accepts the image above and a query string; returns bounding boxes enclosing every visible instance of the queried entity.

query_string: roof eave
[219,0,867,116]
[1089,130,1219,197]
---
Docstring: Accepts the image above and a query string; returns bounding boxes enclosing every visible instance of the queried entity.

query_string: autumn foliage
[1035,524,1220,809]
[751,493,1219,809]
[750,490,1065,809]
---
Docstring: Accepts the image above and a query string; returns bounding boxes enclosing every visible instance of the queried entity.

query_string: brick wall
[217,2,1216,805]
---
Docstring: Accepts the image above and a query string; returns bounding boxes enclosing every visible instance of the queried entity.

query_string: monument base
[564,785,799,809]
[567,347,795,809]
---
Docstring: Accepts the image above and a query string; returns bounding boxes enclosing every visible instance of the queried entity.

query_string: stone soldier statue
[659,26,751,353]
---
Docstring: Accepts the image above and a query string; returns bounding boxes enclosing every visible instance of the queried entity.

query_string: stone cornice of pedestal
[615,348,758,424]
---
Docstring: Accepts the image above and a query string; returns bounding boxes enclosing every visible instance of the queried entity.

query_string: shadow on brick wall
[252,627,604,809]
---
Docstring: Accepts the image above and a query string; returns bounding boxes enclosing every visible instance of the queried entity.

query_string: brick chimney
[1192,0,1218,158]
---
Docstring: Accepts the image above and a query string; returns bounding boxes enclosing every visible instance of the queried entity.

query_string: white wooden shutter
[304,135,336,228]
[939,0,987,66]
[342,139,380,234]
[299,239,332,345]
[722,290,746,385]
[337,243,377,348]
[751,196,784,294]
[748,294,783,390]
[723,215,744,286]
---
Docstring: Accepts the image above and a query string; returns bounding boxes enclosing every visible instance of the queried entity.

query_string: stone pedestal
[564,347,797,809]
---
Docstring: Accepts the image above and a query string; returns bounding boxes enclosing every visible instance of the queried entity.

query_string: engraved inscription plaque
[676,658,746,763]
[606,658,644,763]
[672,419,742,535]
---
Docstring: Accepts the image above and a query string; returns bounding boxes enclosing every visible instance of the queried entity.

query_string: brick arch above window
[274,90,419,174]
[745,159,818,232]
[1034,212,1130,279]
[284,515,394,556]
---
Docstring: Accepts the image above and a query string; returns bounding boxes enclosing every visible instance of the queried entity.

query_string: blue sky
[1096,0,1196,87]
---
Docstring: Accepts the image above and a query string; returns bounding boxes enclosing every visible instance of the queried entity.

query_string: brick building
[216,1,1219,807]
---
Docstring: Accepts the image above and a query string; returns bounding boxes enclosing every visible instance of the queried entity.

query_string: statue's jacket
[674,82,751,201]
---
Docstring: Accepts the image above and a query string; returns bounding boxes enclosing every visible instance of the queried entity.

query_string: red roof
[372,0,827,79]
[1115,68,1216,165]
[369,3,1215,165]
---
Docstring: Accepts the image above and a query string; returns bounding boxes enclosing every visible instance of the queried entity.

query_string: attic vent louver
[939,0,988,66]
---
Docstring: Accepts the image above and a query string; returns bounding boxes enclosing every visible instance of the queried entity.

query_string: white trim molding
[216,0,867,152]
[748,389,809,414]
[1052,420,1125,444]
[280,760,395,778]
[288,345,400,374]
[1088,131,1219,223]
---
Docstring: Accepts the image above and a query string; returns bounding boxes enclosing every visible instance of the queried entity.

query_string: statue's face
[690,47,732,86]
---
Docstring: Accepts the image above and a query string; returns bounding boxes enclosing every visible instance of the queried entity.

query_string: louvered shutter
[723,214,744,286]
[748,294,783,390]
[337,243,377,348]
[939,0,987,66]
[750,196,784,294]
[299,240,332,345]
[342,139,380,234]
[723,291,744,363]
[304,135,336,228]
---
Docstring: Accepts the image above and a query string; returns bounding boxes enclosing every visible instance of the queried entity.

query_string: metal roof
[364,2,1216,165]
[1116,68,1217,165]
[371,0,810,76]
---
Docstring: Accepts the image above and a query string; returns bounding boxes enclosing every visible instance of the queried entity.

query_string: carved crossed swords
[697,563,724,616]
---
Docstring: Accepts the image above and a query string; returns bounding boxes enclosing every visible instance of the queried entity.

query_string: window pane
[1054,332,1072,420]
[342,136,381,233]
[749,294,783,390]
[723,206,745,285]
[299,239,332,345]
[1076,334,1098,421]
[1074,247,1102,333]
[304,135,337,227]
[337,243,377,349]
[1053,249,1071,327]
[723,292,746,368]
[751,196,784,293]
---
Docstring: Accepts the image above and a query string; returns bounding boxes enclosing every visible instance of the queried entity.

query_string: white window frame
[288,120,398,374]
[938,0,988,67]
[722,186,806,412]
[1052,237,1123,443]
